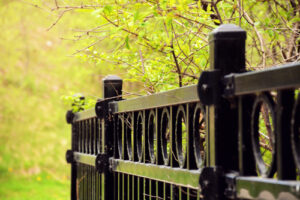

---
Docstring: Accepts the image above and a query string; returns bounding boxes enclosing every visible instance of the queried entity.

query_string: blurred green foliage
[0,1,119,199]
[61,93,96,112]
[49,0,298,180]
[53,0,299,93]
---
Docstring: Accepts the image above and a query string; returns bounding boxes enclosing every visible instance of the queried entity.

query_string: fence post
[208,24,246,169]
[103,75,123,100]
[101,74,122,157]
[99,75,122,200]
[199,24,246,199]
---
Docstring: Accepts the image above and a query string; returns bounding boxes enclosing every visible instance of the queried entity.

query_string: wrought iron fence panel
[65,24,300,200]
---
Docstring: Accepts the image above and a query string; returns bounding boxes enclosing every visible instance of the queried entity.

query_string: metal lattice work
[67,111,106,200]
[65,24,300,200]
[110,103,206,199]
[77,118,104,200]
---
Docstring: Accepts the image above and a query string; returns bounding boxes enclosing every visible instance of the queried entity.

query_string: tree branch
[237,1,266,67]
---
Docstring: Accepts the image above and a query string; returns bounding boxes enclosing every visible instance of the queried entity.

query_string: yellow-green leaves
[125,35,130,49]
[61,93,97,113]
[60,0,300,92]
[103,5,113,15]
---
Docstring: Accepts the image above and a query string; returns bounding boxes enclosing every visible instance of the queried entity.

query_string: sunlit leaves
[55,0,300,92]
[71,0,217,92]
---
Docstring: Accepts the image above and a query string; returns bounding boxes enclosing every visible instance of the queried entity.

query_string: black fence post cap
[209,24,246,41]
[103,75,122,83]
[102,74,123,99]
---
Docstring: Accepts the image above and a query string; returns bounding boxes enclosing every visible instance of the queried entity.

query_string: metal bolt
[203,180,209,187]
[202,84,209,93]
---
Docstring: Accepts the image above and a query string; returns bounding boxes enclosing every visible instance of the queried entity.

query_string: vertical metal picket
[276,90,296,180]
[66,110,77,200]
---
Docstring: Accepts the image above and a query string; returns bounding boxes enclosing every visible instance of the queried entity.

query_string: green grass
[0,1,107,199]
[0,171,70,200]
[0,1,130,198]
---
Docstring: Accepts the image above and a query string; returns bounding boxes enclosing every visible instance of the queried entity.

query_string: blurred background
[0,1,121,199]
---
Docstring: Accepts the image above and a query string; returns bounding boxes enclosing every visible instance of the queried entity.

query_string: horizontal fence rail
[109,85,199,113]
[224,62,300,96]
[72,108,97,123]
[65,24,300,200]
[236,177,300,199]
[110,159,201,189]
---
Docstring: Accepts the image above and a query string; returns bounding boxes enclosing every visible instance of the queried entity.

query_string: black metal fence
[65,24,300,200]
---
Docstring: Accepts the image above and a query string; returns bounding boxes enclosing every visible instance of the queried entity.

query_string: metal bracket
[109,158,117,172]
[197,70,221,106]
[199,167,239,200]
[108,101,118,115]
[95,100,108,119]
[199,167,225,200]
[224,172,239,199]
[223,73,236,97]
[95,154,109,173]
[66,110,74,124]
[65,149,74,164]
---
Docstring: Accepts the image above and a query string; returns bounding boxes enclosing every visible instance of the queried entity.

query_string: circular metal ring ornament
[291,94,300,170]
[175,105,188,168]
[161,108,171,166]
[136,112,144,162]
[148,110,156,163]
[251,93,276,177]
[193,103,206,169]
[125,113,133,160]
[117,115,123,158]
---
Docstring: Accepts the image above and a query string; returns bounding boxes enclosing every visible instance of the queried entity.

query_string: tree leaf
[125,35,130,49]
